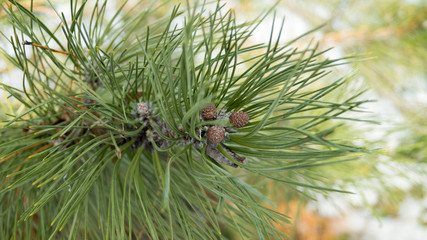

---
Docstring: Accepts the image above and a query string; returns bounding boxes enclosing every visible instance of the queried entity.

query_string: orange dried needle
[23,40,69,55]
[1,142,54,188]
[0,142,43,164]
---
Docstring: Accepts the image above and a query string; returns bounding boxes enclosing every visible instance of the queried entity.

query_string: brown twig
[205,143,246,168]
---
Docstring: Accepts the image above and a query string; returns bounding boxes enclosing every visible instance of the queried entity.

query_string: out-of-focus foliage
[229,0,427,238]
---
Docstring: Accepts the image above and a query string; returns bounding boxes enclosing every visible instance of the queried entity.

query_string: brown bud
[136,102,150,117]
[133,102,152,121]
[200,104,217,120]
[230,111,249,127]
[207,126,225,143]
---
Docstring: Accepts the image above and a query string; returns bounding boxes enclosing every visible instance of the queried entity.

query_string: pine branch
[0,0,370,239]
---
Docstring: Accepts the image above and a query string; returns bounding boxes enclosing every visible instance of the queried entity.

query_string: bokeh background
[1,0,426,239]
[233,1,427,239]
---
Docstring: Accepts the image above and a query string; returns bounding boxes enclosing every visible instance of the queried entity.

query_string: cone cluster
[201,104,250,146]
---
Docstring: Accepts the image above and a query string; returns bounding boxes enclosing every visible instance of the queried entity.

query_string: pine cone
[200,104,217,120]
[230,111,249,127]
[206,126,225,143]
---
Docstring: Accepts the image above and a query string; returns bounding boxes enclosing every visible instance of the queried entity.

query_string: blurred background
[1,0,426,239]
[232,0,427,239]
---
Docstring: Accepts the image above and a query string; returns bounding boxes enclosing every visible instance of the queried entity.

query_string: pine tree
[0,0,370,239]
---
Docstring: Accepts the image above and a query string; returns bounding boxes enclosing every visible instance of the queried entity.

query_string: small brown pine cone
[230,111,249,127]
[207,126,225,143]
[200,104,217,120]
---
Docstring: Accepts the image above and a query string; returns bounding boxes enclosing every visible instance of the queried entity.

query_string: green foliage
[0,0,370,239]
